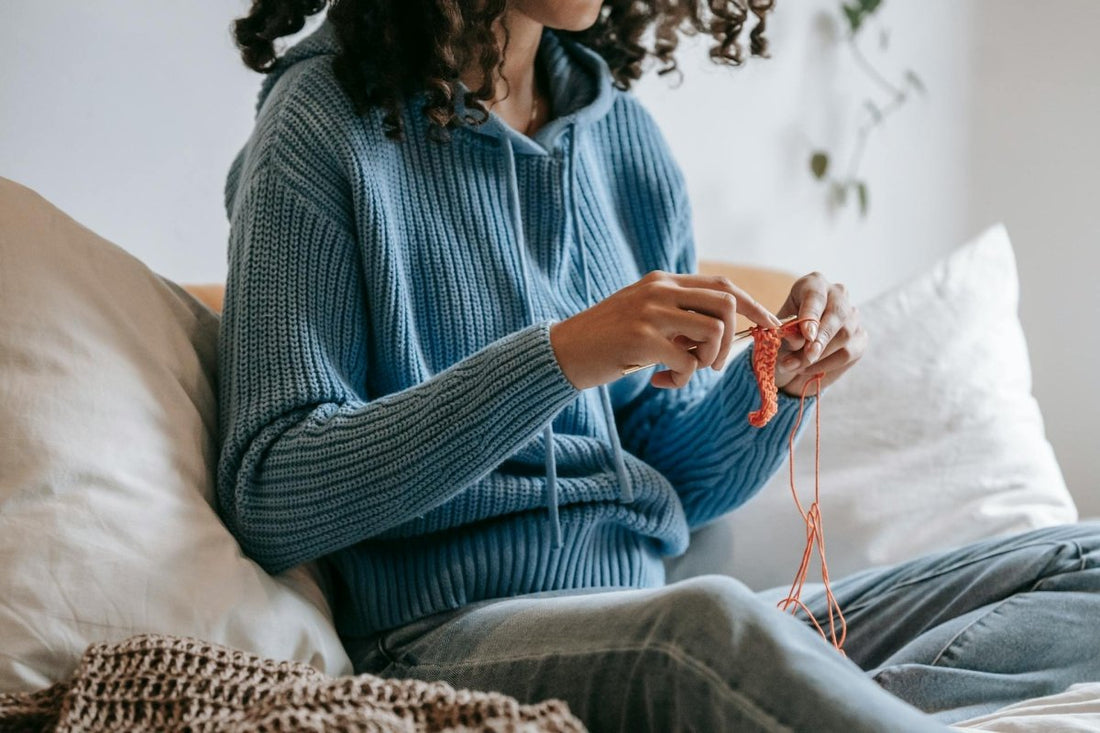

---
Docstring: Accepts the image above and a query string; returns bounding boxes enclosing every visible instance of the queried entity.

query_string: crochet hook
[621,315,798,375]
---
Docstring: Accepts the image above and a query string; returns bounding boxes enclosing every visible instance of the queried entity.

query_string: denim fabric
[790,521,1100,724]
[344,523,1099,732]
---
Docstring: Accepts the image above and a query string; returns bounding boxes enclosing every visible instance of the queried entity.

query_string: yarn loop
[748,320,847,653]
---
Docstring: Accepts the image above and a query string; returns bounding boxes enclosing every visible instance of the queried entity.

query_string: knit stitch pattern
[0,634,585,732]
[216,20,810,638]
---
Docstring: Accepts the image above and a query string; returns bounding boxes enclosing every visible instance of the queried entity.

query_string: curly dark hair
[233,0,777,139]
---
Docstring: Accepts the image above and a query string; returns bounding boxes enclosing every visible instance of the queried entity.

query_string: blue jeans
[344,522,1100,732]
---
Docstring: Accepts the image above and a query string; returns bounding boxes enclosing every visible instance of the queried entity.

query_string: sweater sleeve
[215,163,581,574]
[618,348,813,529]
[616,186,814,529]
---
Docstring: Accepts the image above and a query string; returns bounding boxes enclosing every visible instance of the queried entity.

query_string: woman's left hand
[773,272,868,397]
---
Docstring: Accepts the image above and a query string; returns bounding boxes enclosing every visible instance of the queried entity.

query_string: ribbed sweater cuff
[640,346,813,525]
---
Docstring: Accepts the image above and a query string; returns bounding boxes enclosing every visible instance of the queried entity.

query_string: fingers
[640,272,777,373]
[774,350,802,389]
[793,322,867,375]
[780,315,868,400]
[806,284,853,364]
[658,307,724,368]
[650,335,699,389]
[814,311,865,363]
[776,292,797,320]
[668,273,782,328]
[628,270,866,392]
[778,346,802,374]
[651,365,696,389]
[792,348,851,378]
[780,274,860,367]
[792,272,829,344]
[668,287,740,370]
[780,329,808,353]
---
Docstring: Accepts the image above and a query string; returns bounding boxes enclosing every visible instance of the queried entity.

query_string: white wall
[0,1,258,283]
[636,0,974,300]
[963,0,1100,516]
[635,0,1098,516]
[1,2,1095,513]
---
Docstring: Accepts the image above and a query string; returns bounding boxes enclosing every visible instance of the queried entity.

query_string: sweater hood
[253,20,340,115]
[254,18,617,152]
[452,28,617,155]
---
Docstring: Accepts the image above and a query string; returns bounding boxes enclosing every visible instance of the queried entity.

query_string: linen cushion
[0,177,352,692]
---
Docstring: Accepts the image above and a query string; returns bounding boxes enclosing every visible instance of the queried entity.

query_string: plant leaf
[843,0,882,36]
[905,69,927,96]
[831,181,848,206]
[856,181,869,216]
[842,3,863,34]
[810,151,830,180]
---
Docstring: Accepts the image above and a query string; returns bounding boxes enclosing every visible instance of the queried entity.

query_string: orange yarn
[748,320,847,653]
[747,321,794,427]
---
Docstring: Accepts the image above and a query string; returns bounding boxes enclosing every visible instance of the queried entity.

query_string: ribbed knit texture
[216,20,811,638]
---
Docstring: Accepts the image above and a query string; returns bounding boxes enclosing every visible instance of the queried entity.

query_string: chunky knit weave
[0,634,585,732]
[215,19,810,638]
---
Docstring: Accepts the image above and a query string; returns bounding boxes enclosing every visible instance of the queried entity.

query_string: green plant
[810,0,925,216]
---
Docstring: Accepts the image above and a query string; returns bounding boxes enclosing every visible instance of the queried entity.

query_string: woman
[217,1,1100,730]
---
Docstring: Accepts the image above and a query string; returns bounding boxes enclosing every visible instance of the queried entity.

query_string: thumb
[774,356,801,390]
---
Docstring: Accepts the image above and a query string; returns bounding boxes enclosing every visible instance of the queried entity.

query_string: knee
[1067,522,1100,577]
[605,577,793,730]
[1074,521,1100,567]
[1040,521,1100,571]
[617,577,854,731]
[1012,522,1100,593]
[647,575,775,656]
[656,573,752,615]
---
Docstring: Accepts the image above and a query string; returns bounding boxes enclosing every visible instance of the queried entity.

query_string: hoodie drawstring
[569,128,633,505]
[503,139,562,548]
[502,128,633,551]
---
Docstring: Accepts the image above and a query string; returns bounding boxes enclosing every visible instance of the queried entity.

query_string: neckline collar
[450,28,616,155]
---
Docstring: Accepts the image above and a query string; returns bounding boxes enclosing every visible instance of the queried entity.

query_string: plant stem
[844,91,907,181]
[847,34,906,102]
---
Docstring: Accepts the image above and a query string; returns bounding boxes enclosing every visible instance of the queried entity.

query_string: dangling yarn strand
[747,319,847,653]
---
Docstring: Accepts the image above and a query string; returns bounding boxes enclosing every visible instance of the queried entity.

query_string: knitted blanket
[0,634,585,732]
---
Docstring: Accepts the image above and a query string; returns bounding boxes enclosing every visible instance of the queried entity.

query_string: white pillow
[0,177,352,692]
[667,224,1077,590]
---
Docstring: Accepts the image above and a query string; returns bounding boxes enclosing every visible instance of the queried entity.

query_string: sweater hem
[328,515,667,638]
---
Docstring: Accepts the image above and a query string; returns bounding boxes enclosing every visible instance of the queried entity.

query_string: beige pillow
[0,177,351,692]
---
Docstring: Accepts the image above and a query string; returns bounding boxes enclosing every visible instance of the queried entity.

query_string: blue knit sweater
[216,20,810,638]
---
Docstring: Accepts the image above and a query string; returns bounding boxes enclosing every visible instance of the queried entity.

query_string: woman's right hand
[548,270,781,391]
